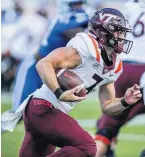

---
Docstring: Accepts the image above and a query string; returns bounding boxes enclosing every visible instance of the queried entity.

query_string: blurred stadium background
[1,0,145,157]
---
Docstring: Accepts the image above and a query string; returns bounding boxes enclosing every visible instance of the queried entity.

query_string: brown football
[56,69,87,97]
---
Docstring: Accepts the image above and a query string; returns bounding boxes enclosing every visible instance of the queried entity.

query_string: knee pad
[94,128,114,145]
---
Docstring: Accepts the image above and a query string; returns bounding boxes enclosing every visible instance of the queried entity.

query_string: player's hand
[59,85,87,102]
[124,84,142,105]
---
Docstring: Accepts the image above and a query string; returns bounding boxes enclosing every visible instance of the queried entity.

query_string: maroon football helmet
[89,8,133,54]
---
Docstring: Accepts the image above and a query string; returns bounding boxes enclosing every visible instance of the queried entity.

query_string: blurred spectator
[7,1,48,61]
[1,0,49,91]
[1,51,19,91]
[1,0,23,24]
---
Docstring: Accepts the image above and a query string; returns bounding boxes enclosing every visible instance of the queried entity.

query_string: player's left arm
[99,82,142,116]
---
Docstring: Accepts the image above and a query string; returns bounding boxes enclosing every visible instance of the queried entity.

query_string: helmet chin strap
[101,46,114,67]
[103,45,114,61]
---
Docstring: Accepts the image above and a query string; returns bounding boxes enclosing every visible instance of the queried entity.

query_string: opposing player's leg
[12,56,42,111]
[19,98,97,157]
[94,114,122,157]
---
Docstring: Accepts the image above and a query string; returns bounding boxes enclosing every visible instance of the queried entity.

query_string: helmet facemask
[104,20,133,54]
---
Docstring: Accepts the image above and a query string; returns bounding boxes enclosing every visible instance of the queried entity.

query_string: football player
[12,0,88,112]
[10,8,142,157]
[94,1,145,157]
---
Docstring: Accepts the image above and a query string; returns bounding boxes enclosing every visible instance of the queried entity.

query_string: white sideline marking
[78,114,145,127]
[118,133,145,142]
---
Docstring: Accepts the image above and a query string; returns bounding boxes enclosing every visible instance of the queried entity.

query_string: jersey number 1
[86,74,103,94]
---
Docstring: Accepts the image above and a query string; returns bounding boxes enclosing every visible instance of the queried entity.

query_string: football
[56,69,87,97]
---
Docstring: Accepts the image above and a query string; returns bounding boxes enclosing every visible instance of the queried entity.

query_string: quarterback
[17,8,142,157]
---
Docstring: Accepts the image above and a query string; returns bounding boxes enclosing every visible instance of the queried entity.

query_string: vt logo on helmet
[89,8,133,54]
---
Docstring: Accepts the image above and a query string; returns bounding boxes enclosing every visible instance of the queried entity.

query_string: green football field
[1,97,145,157]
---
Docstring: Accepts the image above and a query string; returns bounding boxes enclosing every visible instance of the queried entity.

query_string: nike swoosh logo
[64,72,73,79]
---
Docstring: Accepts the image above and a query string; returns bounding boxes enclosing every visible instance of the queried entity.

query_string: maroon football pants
[19,98,96,157]
[96,63,145,141]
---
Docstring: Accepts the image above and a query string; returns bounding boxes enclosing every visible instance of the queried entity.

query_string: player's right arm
[99,82,142,116]
[36,47,86,102]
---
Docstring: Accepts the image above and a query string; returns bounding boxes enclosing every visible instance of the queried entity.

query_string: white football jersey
[121,1,145,63]
[33,33,123,113]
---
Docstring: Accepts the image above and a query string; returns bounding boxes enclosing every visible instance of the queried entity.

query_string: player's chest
[73,58,117,94]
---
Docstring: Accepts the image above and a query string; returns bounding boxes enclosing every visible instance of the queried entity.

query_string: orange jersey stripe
[88,35,100,62]
[115,60,122,73]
